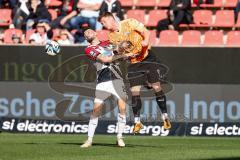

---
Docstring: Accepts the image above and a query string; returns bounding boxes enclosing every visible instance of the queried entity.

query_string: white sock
[117,113,126,138]
[87,116,98,141]
[162,113,169,120]
[134,117,140,123]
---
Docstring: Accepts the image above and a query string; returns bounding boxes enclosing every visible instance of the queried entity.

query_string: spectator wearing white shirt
[29,22,53,44]
[57,29,74,45]
[70,0,103,30]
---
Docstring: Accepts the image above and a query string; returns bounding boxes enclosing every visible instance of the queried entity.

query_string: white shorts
[94,79,127,104]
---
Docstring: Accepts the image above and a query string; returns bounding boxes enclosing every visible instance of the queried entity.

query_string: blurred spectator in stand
[156,13,171,38]
[0,0,18,8]
[57,29,74,45]
[26,0,51,30]
[12,34,22,44]
[29,22,53,44]
[50,0,79,30]
[168,0,192,30]
[99,0,124,21]
[70,0,103,31]
[235,0,240,21]
[12,0,30,29]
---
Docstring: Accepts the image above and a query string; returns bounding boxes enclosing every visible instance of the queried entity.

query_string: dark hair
[98,12,115,22]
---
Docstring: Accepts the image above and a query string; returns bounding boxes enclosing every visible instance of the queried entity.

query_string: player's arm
[128,18,150,46]
[96,53,134,63]
[85,47,135,62]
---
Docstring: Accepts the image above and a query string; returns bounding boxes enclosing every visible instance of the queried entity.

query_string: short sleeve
[85,47,101,60]
[127,18,145,33]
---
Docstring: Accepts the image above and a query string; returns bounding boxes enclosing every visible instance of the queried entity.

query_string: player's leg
[112,79,127,146]
[81,82,111,148]
[130,85,144,134]
[151,82,171,129]
[81,101,103,148]
[128,63,146,134]
[145,51,171,129]
[116,98,126,147]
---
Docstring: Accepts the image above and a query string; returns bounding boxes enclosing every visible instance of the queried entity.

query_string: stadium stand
[127,9,145,24]
[200,0,222,8]
[119,0,135,7]
[158,30,179,46]
[135,0,157,7]
[0,9,12,27]
[147,10,168,27]
[190,10,213,28]
[149,29,158,45]
[4,28,23,44]
[181,30,201,46]
[235,12,240,27]
[226,31,240,46]
[223,0,238,8]
[25,29,36,44]
[214,10,235,28]
[126,9,145,24]
[0,0,239,46]
[204,30,224,46]
[157,0,171,8]
[46,0,62,7]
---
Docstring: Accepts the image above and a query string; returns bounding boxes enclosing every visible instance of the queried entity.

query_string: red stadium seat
[149,30,158,45]
[223,0,238,8]
[52,28,61,41]
[190,10,213,27]
[214,10,235,27]
[159,30,179,46]
[119,0,134,7]
[48,9,58,20]
[97,30,110,41]
[146,10,168,27]
[226,31,240,46]
[4,29,23,44]
[200,0,222,8]
[157,0,171,7]
[0,9,12,26]
[126,10,145,24]
[135,0,157,7]
[181,30,201,46]
[25,29,36,43]
[204,30,224,46]
[46,0,62,7]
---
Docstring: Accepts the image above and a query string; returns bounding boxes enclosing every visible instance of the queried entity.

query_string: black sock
[132,95,142,117]
[155,91,167,114]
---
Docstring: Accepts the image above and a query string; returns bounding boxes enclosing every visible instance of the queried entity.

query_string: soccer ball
[45,40,60,56]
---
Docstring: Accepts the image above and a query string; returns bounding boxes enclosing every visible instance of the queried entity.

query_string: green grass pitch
[0,133,240,160]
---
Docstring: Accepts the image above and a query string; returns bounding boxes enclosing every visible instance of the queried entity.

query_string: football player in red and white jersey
[81,29,134,148]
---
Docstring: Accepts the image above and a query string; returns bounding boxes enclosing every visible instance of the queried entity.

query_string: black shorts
[127,50,166,87]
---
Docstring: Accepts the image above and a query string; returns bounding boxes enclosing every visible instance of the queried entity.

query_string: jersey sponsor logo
[89,51,97,58]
